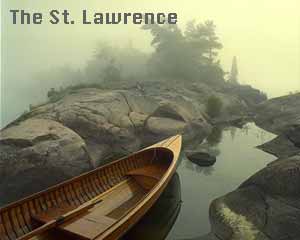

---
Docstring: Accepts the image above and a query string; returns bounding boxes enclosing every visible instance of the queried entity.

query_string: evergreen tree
[229,56,239,84]
[142,21,225,83]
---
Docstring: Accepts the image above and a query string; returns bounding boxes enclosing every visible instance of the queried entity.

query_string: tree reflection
[206,127,223,146]
[230,127,237,140]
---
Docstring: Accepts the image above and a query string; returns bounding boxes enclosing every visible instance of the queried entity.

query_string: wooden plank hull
[0,135,182,240]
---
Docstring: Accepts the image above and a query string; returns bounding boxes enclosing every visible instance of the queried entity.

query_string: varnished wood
[0,135,182,240]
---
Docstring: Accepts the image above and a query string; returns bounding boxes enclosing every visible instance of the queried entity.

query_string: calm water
[125,122,276,240]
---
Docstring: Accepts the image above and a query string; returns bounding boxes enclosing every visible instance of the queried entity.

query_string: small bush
[206,95,223,118]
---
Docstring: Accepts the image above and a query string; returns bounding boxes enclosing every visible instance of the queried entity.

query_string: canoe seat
[127,164,167,190]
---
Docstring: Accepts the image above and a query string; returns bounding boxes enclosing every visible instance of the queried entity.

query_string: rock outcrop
[0,80,266,205]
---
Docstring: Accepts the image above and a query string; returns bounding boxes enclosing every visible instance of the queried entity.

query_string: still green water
[125,123,276,240]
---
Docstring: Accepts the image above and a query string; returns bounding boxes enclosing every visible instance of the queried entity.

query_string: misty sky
[1,0,300,126]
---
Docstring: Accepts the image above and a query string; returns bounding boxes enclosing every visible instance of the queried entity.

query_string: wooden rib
[2,211,16,240]
[77,181,88,202]
[70,183,80,203]
[45,194,54,209]
[9,209,23,237]
[120,160,125,174]
[103,168,113,188]
[54,190,63,206]
[132,156,138,169]
[74,181,87,203]
[116,164,124,181]
[119,160,126,174]
[21,203,32,232]
[88,175,100,195]
[15,206,28,234]
[18,205,30,233]
[61,187,71,205]
[71,183,85,204]
[93,174,103,193]
[68,184,80,206]
[110,165,119,183]
[49,192,58,207]
[96,172,106,192]
[66,186,76,205]
[32,199,41,214]
[124,159,131,172]
[27,201,36,218]
[79,180,92,201]
[84,177,96,198]
[0,213,10,240]
[107,167,115,186]
[97,170,106,190]
[38,196,47,211]
[128,157,134,170]
[85,177,96,198]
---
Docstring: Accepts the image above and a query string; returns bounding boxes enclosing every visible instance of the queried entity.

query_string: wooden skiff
[0,135,182,240]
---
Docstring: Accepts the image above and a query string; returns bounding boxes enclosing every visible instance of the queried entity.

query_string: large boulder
[146,117,187,136]
[145,100,211,143]
[0,118,92,205]
[209,155,300,240]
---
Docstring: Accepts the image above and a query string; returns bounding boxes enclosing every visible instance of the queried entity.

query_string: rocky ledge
[0,80,264,205]
[207,93,300,240]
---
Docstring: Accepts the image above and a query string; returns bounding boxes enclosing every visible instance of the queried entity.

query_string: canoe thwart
[127,165,167,180]
[126,165,167,190]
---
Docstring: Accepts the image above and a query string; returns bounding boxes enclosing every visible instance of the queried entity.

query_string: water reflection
[123,172,182,240]
[166,123,276,239]
[185,160,215,176]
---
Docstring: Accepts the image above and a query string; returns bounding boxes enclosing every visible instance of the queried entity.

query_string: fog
[1,0,300,127]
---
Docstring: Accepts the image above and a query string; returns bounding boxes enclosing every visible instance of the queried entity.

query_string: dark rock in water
[185,150,216,166]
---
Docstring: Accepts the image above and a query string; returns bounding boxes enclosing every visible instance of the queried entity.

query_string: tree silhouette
[229,56,239,84]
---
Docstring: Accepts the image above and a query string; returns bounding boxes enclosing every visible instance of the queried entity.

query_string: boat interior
[0,147,174,240]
